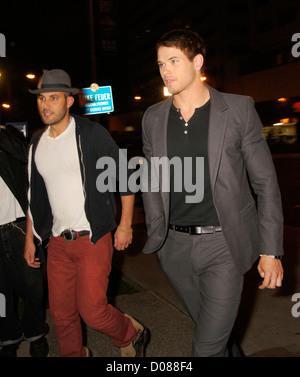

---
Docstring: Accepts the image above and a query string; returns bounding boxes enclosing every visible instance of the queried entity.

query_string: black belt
[0,217,26,229]
[60,229,90,242]
[169,224,222,235]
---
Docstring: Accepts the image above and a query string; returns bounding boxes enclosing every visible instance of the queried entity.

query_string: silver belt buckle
[61,229,76,242]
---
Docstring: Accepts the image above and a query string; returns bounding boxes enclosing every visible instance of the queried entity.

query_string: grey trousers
[157,228,244,357]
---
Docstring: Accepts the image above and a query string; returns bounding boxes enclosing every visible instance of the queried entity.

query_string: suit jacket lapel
[207,85,229,189]
[155,97,172,159]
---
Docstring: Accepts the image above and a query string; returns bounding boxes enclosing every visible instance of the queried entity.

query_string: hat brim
[29,87,80,95]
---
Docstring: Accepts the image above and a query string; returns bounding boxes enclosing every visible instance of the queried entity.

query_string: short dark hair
[156,29,206,62]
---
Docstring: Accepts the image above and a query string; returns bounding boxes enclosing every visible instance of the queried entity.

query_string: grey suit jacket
[141,84,283,274]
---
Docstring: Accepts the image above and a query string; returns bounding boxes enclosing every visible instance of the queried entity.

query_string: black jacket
[29,114,132,244]
[0,125,28,215]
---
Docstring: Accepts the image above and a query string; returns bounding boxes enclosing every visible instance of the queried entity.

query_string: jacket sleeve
[241,97,284,256]
[141,110,166,238]
[92,123,135,196]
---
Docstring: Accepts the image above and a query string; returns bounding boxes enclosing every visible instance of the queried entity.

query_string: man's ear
[67,96,75,109]
[194,54,204,72]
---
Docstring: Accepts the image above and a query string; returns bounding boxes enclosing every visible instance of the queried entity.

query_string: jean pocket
[12,220,26,235]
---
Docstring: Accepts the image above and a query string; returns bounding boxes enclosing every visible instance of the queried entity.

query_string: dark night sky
[2,1,92,84]
[1,0,299,129]
[0,1,109,127]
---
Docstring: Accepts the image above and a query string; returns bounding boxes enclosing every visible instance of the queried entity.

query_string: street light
[163,87,172,96]
[0,70,37,123]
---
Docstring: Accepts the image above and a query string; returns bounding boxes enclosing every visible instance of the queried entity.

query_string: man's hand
[24,238,41,268]
[114,194,134,251]
[24,213,40,268]
[257,256,283,289]
[114,227,133,251]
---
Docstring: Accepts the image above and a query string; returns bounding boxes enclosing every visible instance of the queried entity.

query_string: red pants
[47,232,136,357]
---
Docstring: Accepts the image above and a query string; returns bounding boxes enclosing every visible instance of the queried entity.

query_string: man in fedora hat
[25,69,149,357]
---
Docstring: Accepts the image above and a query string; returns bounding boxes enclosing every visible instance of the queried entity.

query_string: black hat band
[41,84,71,89]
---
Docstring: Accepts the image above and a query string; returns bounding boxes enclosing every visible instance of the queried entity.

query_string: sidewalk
[112,222,300,357]
[16,203,300,357]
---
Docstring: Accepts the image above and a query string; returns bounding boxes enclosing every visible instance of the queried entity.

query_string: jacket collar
[206,85,229,188]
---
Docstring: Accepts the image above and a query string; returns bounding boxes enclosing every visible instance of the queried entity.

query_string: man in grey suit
[141,29,284,357]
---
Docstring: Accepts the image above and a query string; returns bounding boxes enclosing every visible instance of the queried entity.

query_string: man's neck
[173,83,210,122]
[48,115,71,138]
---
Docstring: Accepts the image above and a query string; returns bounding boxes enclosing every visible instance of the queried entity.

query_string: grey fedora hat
[29,69,80,95]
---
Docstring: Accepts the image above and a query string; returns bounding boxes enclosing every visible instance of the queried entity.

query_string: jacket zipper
[78,133,93,241]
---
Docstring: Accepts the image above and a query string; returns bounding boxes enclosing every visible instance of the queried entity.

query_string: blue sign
[83,85,114,115]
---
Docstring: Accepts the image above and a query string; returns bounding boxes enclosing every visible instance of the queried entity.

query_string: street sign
[83,85,114,115]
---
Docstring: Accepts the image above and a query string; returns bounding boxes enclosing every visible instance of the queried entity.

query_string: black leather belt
[169,224,222,235]
[60,229,90,242]
[0,217,26,229]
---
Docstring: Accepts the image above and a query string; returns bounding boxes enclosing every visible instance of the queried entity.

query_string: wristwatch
[259,254,282,259]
